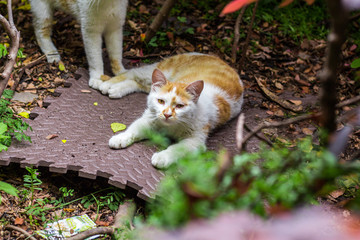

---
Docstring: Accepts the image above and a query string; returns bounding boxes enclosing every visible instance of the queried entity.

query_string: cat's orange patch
[215,95,231,126]
[110,59,122,74]
[160,82,192,103]
[158,54,243,100]
[41,18,53,38]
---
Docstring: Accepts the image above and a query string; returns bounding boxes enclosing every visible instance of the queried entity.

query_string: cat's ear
[185,80,204,103]
[152,69,167,91]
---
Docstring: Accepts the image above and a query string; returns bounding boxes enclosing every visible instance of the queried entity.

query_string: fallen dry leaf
[289,100,302,106]
[329,189,345,199]
[96,220,110,227]
[302,128,313,135]
[46,134,58,140]
[14,217,24,225]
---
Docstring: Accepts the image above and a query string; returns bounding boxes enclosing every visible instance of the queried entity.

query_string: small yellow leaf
[58,61,65,71]
[140,33,146,42]
[93,102,98,106]
[111,123,127,133]
[18,112,29,118]
[62,139,67,143]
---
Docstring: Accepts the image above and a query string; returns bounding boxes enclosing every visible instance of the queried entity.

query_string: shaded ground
[1,0,360,238]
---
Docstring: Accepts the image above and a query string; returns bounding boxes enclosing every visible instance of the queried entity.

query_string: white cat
[105,53,244,168]
[29,0,128,89]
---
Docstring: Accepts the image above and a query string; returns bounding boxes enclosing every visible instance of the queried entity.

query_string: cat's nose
[163,113,172,119]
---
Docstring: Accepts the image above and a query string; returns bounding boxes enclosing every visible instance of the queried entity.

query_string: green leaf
[58,61,66,71]
[351,58,360,69]
[0,123,7,135]
[0,181,19,197]
[0,143,8,152]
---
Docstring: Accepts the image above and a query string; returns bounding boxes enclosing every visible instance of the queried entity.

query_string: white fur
[108,53,244,168]
[30,0,128,89]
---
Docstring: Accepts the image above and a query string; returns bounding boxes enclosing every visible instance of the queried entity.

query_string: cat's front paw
[99,81,114,95]
[89,78,103,90]
[109,133,134,149]
[151,150,175,169]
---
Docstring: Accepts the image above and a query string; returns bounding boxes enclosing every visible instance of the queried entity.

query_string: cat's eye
[158,99,165,105]
[176,104,185,109]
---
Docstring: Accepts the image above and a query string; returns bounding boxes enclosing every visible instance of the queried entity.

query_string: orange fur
[158,54,243,100]
[215,94,231,126]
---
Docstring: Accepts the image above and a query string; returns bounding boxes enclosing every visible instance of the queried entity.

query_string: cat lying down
[29,0,128,89]
[102,53,244,168]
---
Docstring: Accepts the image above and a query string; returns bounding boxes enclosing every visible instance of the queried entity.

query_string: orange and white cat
[29,0,128,89]
[103,53,244,168]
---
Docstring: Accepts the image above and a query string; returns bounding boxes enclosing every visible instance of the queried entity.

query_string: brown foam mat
[1,68,251,201]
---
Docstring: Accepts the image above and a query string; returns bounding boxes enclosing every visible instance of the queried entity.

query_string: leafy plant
[0,89,32,152]
[145,138,360,229]
[0,181,19,203]
[22,166,42,204]
[81,188,125,212]
[0,43,9,58]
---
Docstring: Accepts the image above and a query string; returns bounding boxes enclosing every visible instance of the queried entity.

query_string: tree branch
[231,6,247,64]
[319,0,348,143]
[255,75,303,113]
[237,94,360,151]
[144,0,176,43]
[5,225,37,240]
[239,1,258,71]
[0,0,20,97]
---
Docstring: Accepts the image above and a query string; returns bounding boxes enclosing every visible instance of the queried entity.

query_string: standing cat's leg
[109,110,153,149]
[151,135,207,168]
[81,21,104,90]
[30,0,60,63]
[104,16,126,76]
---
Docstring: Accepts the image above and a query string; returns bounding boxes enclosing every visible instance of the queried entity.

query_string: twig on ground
[236,114,245,150]
[244,123,273,147]
[238,1,258,71]
[0,0,20,97]
[231,7,247,64]
[11,55,47,91]
[144,0,176,43]
[254,75,303,113]
[5,225,37,240]
[237,94,360,151]
[67,200,136,240]
[123,53,164,59]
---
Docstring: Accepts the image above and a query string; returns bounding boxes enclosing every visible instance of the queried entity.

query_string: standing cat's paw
[151,150,175,169]
[109,133,134,149]
[89,78,103,90]
[46,53,61,63]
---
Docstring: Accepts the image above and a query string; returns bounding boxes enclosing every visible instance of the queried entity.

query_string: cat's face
[148,69,204,125]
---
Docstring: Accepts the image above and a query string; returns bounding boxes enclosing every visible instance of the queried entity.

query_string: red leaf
[279,0,294,8]
[304,0,315,5]
[220,0,257,16]
[14,218,24,225]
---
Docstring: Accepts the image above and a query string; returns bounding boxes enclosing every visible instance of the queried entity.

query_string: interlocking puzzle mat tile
[0,68,243,201]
